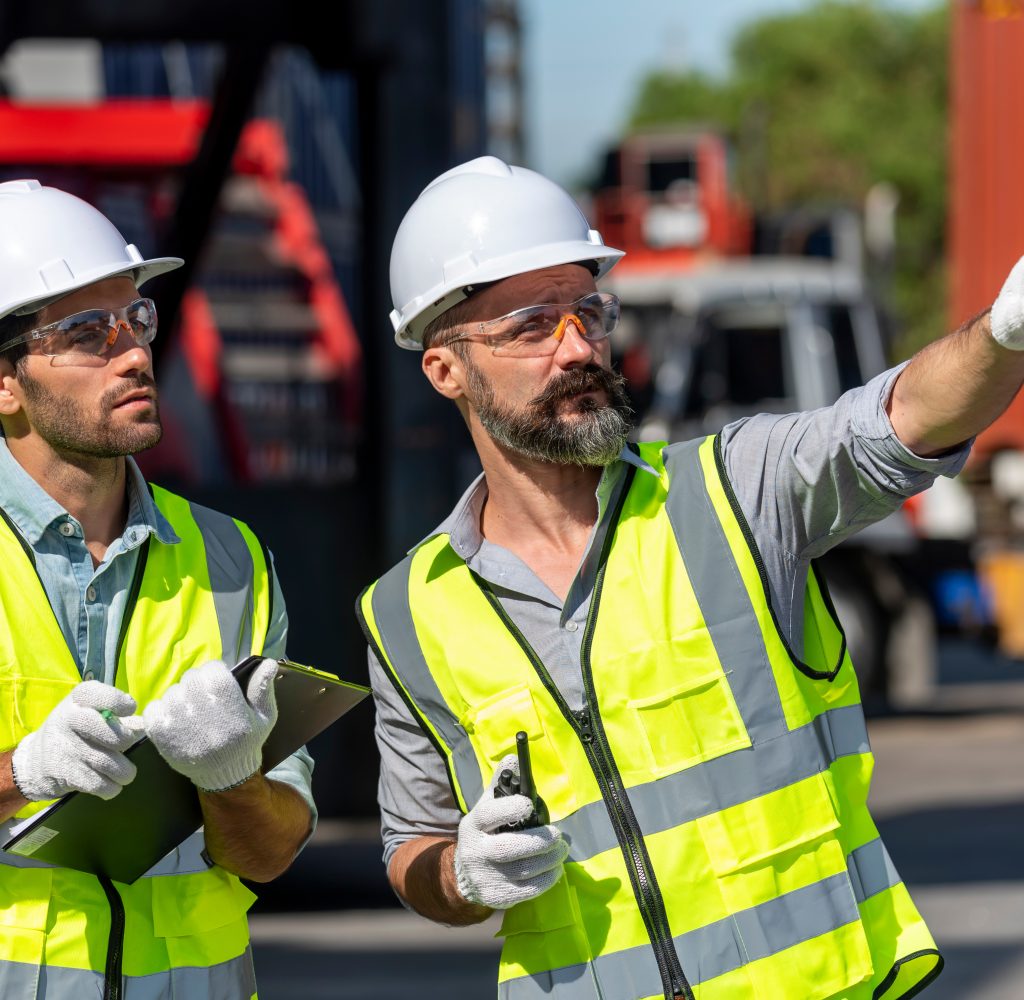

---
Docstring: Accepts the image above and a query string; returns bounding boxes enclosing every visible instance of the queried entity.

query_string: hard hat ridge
[389,156,624,350]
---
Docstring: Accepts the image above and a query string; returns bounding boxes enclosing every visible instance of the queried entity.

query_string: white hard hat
[0,179,183,322]
[389,156,624,350]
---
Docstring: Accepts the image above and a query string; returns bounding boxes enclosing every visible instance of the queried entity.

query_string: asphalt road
[248,639,1024,999]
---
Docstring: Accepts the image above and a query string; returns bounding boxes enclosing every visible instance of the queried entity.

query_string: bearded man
[357,156,1024,1000]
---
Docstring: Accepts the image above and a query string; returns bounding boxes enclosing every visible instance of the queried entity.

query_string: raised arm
[889,256,1024,456]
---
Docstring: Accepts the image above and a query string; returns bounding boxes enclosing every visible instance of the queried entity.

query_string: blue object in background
[933,569,995,629]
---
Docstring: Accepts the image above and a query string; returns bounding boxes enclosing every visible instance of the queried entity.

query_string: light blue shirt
[0,438,316,824]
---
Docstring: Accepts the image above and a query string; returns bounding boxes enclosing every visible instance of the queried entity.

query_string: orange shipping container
[951,0,1024,455]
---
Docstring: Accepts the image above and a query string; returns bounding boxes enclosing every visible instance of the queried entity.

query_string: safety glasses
[445,292,620,358]
[0,298,158,367]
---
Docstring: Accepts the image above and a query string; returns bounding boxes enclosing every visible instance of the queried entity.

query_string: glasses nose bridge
[104,315,132,348]
[551,311,587,344]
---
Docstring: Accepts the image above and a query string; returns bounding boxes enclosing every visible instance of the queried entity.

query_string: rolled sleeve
[265,745,317,839]
[261,551,318,848]
[848,362,973,494]
[718,363,973,564]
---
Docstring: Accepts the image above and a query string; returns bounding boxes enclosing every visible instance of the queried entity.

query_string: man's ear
[0,359,20,418]
[422,346,468,401]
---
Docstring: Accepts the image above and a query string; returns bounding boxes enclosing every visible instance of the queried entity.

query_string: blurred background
[3,0,1024,995]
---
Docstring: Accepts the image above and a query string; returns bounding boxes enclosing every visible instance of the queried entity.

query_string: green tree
[628,1,948,357]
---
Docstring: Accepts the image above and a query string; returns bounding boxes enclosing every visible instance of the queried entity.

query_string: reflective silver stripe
[142,829,211,878]
[372,558,486,809]
[128,946,257,999]
[560,702,869,862]
[499,872,860,999]
[0,850,53,869]
[0,947,255,999]
[187,500,257,663]
[662,438,787,742]
[848,838,901,903]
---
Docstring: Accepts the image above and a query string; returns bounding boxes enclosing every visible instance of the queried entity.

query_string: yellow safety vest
[0,484,271,1000]
[360,437,943,1000]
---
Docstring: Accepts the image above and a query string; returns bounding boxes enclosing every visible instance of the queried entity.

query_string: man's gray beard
[19,368,162,459]
[466,361,634,467]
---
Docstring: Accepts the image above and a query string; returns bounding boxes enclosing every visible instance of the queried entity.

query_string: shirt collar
[0,438,179,548]
[124,458,180,547]
[414,444,659,560]
[0,438,66,545]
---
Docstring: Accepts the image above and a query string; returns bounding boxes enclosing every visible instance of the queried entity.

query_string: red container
[951,0,1024,455]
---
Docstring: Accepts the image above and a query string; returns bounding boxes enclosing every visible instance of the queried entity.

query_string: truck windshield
[686,307,790,416]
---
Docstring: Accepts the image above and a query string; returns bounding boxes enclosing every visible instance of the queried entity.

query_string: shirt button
[58,522,75,537]
[86,586,97,602]
[565,620,579,632]
[83,671,95,681]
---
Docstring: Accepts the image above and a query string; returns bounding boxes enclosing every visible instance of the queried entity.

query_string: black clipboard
[1,657,369,884]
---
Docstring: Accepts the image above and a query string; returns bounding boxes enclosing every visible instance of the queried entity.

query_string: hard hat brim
[5,256,184,320]
[393,242,625,350]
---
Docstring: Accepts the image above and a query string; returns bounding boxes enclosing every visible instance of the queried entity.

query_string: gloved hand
[142,659,277,793]
[11,681,143,801]
[991,255,1024,349]
[453,755,568,910]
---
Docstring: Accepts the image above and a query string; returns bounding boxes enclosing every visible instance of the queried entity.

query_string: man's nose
[108,322,150,370]
[552,314,597,366]
[104,319,132,350]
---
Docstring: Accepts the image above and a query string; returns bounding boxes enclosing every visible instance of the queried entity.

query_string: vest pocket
[697,771,841,877]
[463,685,543,763]
[0,678,77,750]
[462,685,580,817]
[151,867,256,937]
[498,874,578,937]
[695,772,873,999]
[0,866,52,967]
[627,666,750,777]
[497,877,596,985]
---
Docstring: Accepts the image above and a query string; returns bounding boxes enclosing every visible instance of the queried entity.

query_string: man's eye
[513,321,547,337]
[69,328,107,347]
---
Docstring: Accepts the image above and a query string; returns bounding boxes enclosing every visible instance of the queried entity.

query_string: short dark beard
[18,367,162,458]
[466,361,634,467]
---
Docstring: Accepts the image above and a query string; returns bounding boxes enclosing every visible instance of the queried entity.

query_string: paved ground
[249,640,1024,999]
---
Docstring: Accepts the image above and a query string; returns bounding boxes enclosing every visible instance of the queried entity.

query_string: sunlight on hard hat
[468,210,490,239]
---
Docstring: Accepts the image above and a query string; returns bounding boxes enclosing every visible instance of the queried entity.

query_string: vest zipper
[98,875,126,1000]
[576,563,693,1000]
[471,461,694,1000]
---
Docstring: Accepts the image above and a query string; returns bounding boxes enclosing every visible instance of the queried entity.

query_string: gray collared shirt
[0,439,316,822]
[369,364,971,869]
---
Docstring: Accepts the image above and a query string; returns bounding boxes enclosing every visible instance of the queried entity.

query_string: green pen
[99,709,115,722]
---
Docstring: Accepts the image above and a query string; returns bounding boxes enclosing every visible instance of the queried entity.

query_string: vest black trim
[711,432,847,681]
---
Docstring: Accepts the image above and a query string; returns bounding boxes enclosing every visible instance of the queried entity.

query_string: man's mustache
[101,375,157,411]
[529,365,626,408]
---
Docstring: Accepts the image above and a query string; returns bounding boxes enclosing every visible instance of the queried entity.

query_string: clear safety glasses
[445,291,620,358]
[0,298,158,367]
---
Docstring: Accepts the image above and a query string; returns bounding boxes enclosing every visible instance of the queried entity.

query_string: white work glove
[11,681,144,801]
[453,755,568,910]
[142,659,278,793]
[991,255,1024,349]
